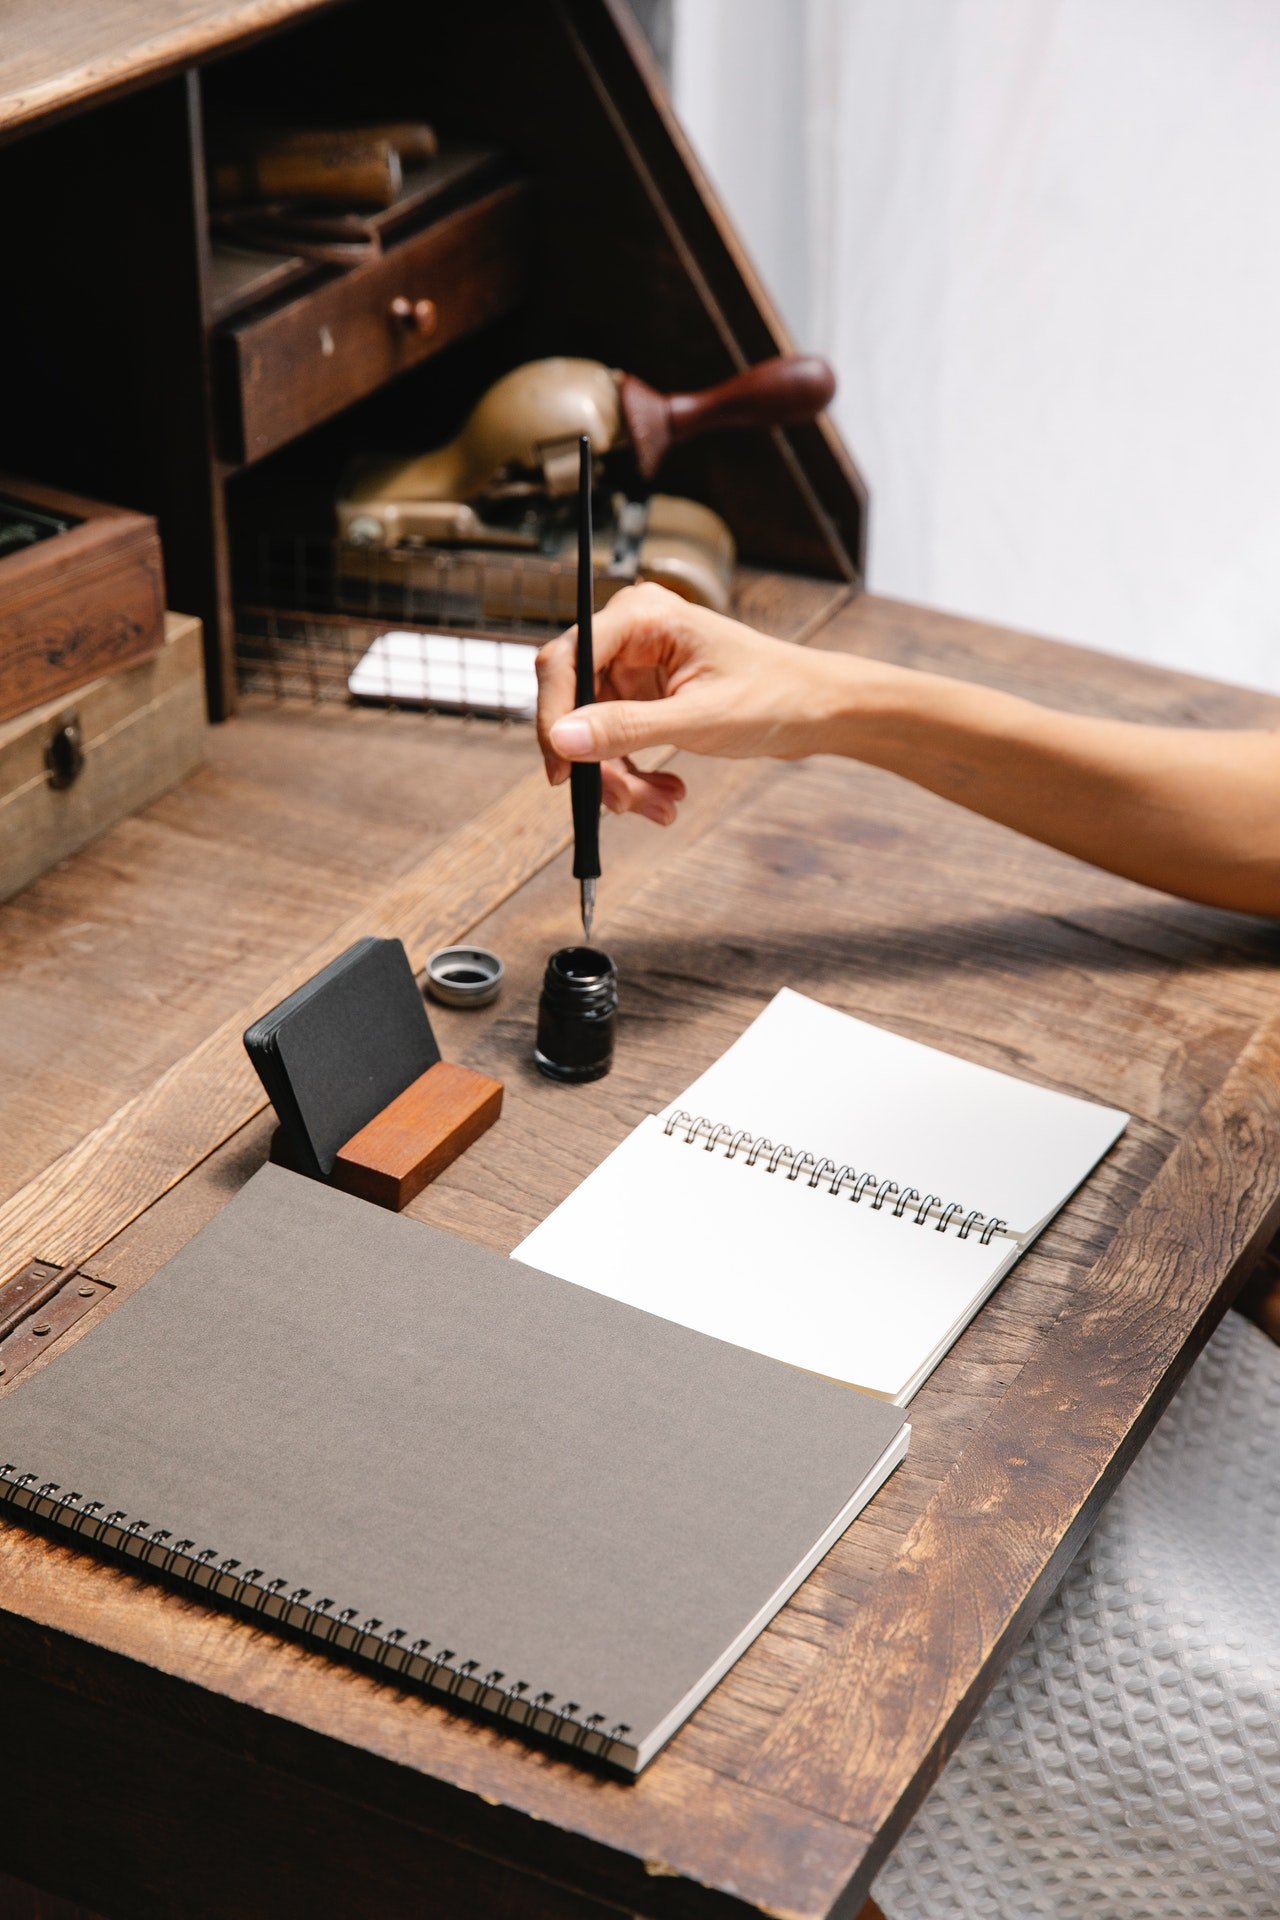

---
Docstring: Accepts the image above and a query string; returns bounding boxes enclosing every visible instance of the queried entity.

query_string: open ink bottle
[534,947,617,1083]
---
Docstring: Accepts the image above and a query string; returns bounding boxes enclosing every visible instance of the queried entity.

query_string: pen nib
[580,877,596,942]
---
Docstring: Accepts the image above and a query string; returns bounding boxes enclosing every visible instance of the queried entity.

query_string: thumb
[549,698,683,761]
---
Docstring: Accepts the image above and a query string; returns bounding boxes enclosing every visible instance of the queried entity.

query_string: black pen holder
[534,947,617,1083]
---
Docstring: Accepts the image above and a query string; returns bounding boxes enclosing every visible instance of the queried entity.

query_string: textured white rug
[875,1308,1280,1920]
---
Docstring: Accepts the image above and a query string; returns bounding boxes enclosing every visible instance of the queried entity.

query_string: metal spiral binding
[661,1111,1012,1246]
[0,1466,636,1765]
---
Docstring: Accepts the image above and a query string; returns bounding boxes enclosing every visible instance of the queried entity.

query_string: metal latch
[45,713,85,790]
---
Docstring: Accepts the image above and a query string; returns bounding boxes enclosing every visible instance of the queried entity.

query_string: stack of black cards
[243,937,439,1179]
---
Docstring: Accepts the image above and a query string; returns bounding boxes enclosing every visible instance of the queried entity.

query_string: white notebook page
[664,989,1127,1237]
[515,1117,1011,1402]
[514,990,1128,1403]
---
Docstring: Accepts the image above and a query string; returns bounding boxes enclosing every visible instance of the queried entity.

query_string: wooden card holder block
[330,1060,503,1211]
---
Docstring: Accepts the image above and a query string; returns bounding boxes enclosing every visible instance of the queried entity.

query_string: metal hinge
[0,1260,114,1388]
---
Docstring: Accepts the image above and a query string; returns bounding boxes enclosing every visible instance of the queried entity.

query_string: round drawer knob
[388,295,438,338]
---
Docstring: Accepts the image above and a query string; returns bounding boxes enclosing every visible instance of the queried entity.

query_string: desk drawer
[220,181,531,464]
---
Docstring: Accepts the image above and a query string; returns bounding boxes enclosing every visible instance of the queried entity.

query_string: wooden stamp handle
[667,355,836,439]
[619,354,836,479]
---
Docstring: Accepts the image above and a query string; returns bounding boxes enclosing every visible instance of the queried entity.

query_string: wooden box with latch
[0,611,207,903]
[0,475,167,724]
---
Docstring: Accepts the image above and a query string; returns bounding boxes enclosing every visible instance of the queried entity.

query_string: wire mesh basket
[235,535,571,715]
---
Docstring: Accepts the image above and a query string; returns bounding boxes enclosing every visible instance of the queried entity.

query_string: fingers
[585,580,692,669]
[535,582,698,830]
[535,583,695,784]
[535,637,688,823]
[549,696,687,762]
[535,631,579,785]
[602,759,685,825]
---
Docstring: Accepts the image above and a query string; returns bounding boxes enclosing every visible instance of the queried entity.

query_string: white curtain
[672,0,1280,693]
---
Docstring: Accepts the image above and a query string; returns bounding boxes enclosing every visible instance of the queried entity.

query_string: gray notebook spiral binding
[0,1164,908,1773]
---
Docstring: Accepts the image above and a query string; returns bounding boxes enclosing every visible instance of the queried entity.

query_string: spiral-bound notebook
[515,990,1129,1403]
[0,1164,908,1774]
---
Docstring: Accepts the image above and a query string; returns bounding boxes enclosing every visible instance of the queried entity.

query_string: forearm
[818,655,1280,916]
[539,588,1280,914]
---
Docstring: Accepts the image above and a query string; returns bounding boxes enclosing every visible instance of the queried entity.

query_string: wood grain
[0,475,164,723]
[0,569,841,1268]
[0,612,207,904]
[0,762,587,1280]
[223,180,532,464]
[0,1262,112,1387]
[2,1656,632,1920]
[332,1060,504,1209]
[747,1015,1280,1863]
[0,705,524,1197]
[0,0,338,135]
[0,1868,106,1920]
[4,586,1279,1918]
[0,0,871,713]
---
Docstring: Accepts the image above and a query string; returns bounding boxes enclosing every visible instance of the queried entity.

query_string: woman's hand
[535,580,1280,917]
[534,582,855,824]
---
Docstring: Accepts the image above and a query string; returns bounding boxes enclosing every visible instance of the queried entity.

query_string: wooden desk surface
[0,0,334,136]
[3,580,1280,1920]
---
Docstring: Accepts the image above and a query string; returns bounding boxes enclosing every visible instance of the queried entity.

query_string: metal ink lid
[425,945,504,1009]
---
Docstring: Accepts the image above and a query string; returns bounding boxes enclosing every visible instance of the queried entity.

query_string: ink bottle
[534,947,617,1083]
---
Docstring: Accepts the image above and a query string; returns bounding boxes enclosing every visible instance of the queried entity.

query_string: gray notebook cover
[0,1165,908,1771]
